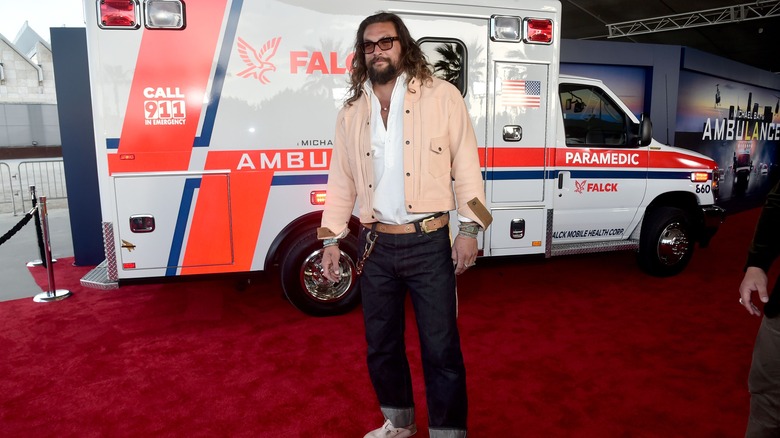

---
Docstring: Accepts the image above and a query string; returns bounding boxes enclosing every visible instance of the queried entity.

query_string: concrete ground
[0,206,74,302]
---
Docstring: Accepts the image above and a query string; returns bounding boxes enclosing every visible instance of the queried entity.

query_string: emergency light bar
[491,15,553,44]
[97,0,185,29]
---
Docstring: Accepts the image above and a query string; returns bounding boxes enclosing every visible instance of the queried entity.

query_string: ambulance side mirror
[638,113,652,146]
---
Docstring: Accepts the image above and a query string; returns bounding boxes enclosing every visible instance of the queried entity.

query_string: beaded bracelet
[458,222,480,239]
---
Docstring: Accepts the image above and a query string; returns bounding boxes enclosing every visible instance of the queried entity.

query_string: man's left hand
[452,235,477,275]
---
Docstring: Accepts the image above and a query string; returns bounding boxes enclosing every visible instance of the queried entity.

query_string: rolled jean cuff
[429,428,467,438]
[380,406,415,428]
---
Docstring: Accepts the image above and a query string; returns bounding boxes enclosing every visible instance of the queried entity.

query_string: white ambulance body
[81,0,723,315]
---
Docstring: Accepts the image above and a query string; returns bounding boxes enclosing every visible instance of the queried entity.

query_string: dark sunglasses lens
[362,42,375,53]
[377,38,393,50]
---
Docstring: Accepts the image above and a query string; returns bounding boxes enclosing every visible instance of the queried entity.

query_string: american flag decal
[501,80,541,108]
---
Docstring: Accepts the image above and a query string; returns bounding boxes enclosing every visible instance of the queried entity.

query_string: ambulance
[80,0,724,315]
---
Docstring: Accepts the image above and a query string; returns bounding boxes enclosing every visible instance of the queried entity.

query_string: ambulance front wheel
[280,232,361,316]
[638,207,694,277]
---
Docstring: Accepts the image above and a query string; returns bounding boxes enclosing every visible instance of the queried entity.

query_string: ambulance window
[418,38,467,96]
[559,84,627,147]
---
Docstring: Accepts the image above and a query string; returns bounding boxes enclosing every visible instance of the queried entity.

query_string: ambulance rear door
[485,13,559,257]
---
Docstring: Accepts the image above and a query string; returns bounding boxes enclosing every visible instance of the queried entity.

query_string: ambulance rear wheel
[638,207,694,277]
[280,232,361,316]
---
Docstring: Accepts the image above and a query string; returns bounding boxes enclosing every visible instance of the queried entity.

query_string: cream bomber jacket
[317,76,492,239]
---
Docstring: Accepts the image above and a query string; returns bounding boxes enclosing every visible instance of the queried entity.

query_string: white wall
[0,38,60,146]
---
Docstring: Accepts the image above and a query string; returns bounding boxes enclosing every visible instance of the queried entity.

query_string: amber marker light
[310,190,327,205]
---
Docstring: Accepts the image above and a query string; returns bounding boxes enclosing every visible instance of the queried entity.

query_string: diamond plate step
[80,260,119,290]
[550,239,639,257]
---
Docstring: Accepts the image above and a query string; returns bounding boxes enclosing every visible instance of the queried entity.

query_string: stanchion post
[26,185,56,268]
[33,196,71,303]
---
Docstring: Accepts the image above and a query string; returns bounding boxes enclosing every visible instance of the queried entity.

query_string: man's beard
[368,58,399,85]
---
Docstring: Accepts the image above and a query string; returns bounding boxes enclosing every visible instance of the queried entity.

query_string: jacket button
[405,110,410,114]
[406,172,410,176]
[405,140,410,145]
[369,184,372,188]
[408,204,412,209]
[366,152,370,156]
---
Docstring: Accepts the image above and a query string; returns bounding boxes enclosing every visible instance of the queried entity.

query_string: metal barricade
[0,162,15,214]
[17,160,67,211]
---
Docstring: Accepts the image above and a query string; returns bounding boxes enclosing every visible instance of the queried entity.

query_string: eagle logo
[237,37,281,85]
[574,180,587,194]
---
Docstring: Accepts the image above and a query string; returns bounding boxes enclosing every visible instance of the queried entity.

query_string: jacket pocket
[428,135,451,178]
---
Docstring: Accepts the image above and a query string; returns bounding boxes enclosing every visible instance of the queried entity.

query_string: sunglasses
[361,36,400,54]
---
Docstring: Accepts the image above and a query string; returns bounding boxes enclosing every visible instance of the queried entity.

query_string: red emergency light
[310,190,327,205]
[123,262,136,269]
[525,18,553,44]
[99,0,140,29]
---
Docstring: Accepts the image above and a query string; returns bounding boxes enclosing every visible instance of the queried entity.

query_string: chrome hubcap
[657,222,689,266]
[300,248,356,302]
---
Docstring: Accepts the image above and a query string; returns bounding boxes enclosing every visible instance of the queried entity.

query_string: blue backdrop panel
[50,28,104,266]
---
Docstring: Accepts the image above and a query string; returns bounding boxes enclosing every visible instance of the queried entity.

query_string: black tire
[280,230,361,316]
[638,207,694,277]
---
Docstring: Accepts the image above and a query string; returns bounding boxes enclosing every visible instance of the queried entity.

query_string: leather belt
[364,213,449,235]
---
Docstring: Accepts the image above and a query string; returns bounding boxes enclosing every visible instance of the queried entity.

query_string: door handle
[503,125,522,142]
[558,172,564,189]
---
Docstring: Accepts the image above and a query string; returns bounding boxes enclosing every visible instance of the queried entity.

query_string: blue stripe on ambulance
[272,174,329,185]
[194,0,245,147]
[481,170,710,180]
[255,170,710,187]
[166,178,201,276]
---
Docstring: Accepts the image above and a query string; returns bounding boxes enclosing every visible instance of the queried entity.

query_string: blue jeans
[359,224,467,433]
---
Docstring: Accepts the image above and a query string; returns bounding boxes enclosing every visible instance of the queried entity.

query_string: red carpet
[0,208,768,437]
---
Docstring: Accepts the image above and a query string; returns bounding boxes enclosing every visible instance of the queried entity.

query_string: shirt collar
[364,72,408,99]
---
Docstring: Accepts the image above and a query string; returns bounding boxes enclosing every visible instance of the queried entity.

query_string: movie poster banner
[675,70,780,205]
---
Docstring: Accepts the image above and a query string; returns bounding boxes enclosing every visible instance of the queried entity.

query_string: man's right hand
[321,245,342,283]
[739,266,769,316]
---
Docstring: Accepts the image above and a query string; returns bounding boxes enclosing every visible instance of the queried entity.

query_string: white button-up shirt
[366,74,428,225]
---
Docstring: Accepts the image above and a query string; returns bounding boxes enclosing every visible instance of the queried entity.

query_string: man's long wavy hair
[344,12,432,107]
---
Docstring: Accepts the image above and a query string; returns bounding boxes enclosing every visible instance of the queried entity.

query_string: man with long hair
[317,12,491,438]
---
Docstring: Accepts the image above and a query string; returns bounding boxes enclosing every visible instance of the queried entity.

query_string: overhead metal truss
[607,0,780,38]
